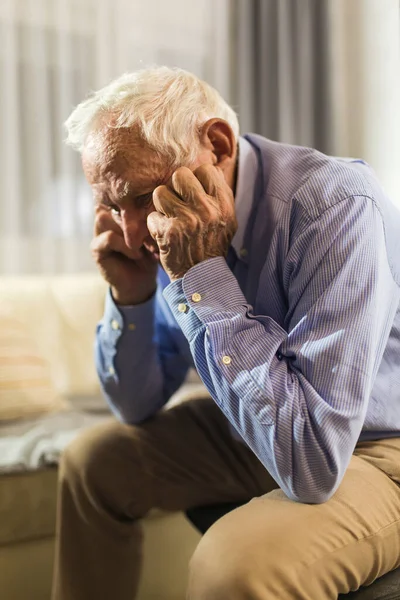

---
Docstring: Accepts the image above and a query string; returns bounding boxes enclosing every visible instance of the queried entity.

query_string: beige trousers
[51,397,400,600]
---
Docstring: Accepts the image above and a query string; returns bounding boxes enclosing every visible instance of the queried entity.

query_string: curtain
[231,0,400,206]
[0,0,223,274]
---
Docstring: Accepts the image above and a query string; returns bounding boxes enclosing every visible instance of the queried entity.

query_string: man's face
[82,126,213,260]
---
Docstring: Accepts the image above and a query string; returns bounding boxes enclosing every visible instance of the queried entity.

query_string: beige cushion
[0,309,68,421]
[0,274,108,397]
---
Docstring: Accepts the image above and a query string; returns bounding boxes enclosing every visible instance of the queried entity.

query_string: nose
[120,209,150,252]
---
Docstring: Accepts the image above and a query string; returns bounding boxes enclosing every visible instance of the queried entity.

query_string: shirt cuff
[101,288,156,347]
[163,257,249,340]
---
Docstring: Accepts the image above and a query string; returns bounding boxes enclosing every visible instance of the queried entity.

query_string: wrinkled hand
[147,165,237,281]
[91,206,158,305]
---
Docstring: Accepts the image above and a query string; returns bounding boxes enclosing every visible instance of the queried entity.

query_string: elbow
[103,396,140,426]
[279,444,348,504]
[100,383,143,426]
[284,473,341,505]
[288,487,336,505]
[115,409,144,427]
[106,396,154,427]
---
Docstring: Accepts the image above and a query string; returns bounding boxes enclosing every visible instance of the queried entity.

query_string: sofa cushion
[0,274,108,399]
[0,309,68,422]
[0,468,58,546]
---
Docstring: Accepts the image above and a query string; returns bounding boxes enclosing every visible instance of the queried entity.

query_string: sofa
[0,273,202,600]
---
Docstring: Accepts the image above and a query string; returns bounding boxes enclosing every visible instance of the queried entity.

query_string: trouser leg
[51,397,277,600]
[188,438,400,599]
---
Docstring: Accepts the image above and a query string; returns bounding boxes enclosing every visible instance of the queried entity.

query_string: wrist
[111,285,156,306]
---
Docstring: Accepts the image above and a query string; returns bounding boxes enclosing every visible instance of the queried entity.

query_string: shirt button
[108,366,115,375]
[240,248,248,258]
[222,355,232,365]
[128,323,136,331]
[111,319,120,331]
[191,292,202,303]
[178,303,188,313]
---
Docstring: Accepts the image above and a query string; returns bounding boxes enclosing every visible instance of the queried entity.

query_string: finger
[194,164,234,218]
[94,206,122,236]
[147,211,170,242]
[91,230,141,261]
[171,165,228,219]
[152,184,190,219]
[170,166,209,208]
[192,164,224,197]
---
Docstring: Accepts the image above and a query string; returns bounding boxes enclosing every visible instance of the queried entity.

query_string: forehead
[82,126,171,188]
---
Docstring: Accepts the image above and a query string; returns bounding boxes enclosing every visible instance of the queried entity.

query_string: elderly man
[52,67,400,600]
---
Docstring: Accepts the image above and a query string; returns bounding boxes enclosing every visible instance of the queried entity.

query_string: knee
[187,507,302,600]
[59,419,135,498]
[187,522,261,600]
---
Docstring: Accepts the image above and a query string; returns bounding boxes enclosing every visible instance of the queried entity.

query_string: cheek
[188,150,214,171]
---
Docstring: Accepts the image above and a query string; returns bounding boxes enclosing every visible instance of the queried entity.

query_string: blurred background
[1,0,399,275]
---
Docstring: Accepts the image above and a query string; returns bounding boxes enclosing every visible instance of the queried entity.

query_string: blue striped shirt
[96,135,400,503]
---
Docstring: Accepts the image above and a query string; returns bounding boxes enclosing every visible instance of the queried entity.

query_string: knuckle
[90,244,102,264]
[194,164,210,177]
[203,206,218,223]
[103,230,114,245]
[174,166,190,177]
[95,210,110,230]
[148,213,163,232]
[210,207,220,220]
[90,235,107,258]
[167,229,178,245]
[93,231,117,256]
[153,184,166,196]
[164,219,174,235]
[89,237,98,253]
[152,185,167,205]
[172,166,191,187]
[186,214,199,230]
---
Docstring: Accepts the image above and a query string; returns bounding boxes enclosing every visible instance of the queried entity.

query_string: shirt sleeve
[163,195,399,503]
[95,283,191,424]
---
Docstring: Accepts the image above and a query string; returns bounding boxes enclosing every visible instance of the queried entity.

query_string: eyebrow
[95,191,153,209]
[94,195,113,208]
[114,181,133,201]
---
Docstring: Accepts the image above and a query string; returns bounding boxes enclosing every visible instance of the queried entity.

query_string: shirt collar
[231,136,258,258]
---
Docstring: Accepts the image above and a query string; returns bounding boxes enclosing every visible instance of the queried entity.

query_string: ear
[199,118,237,170]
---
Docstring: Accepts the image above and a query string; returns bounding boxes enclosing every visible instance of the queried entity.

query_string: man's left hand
[147,165,237,281]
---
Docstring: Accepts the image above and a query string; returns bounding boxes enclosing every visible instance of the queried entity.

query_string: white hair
[65,66,239,165]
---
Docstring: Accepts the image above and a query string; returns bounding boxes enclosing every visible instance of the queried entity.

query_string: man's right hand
[91,207,158,305]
